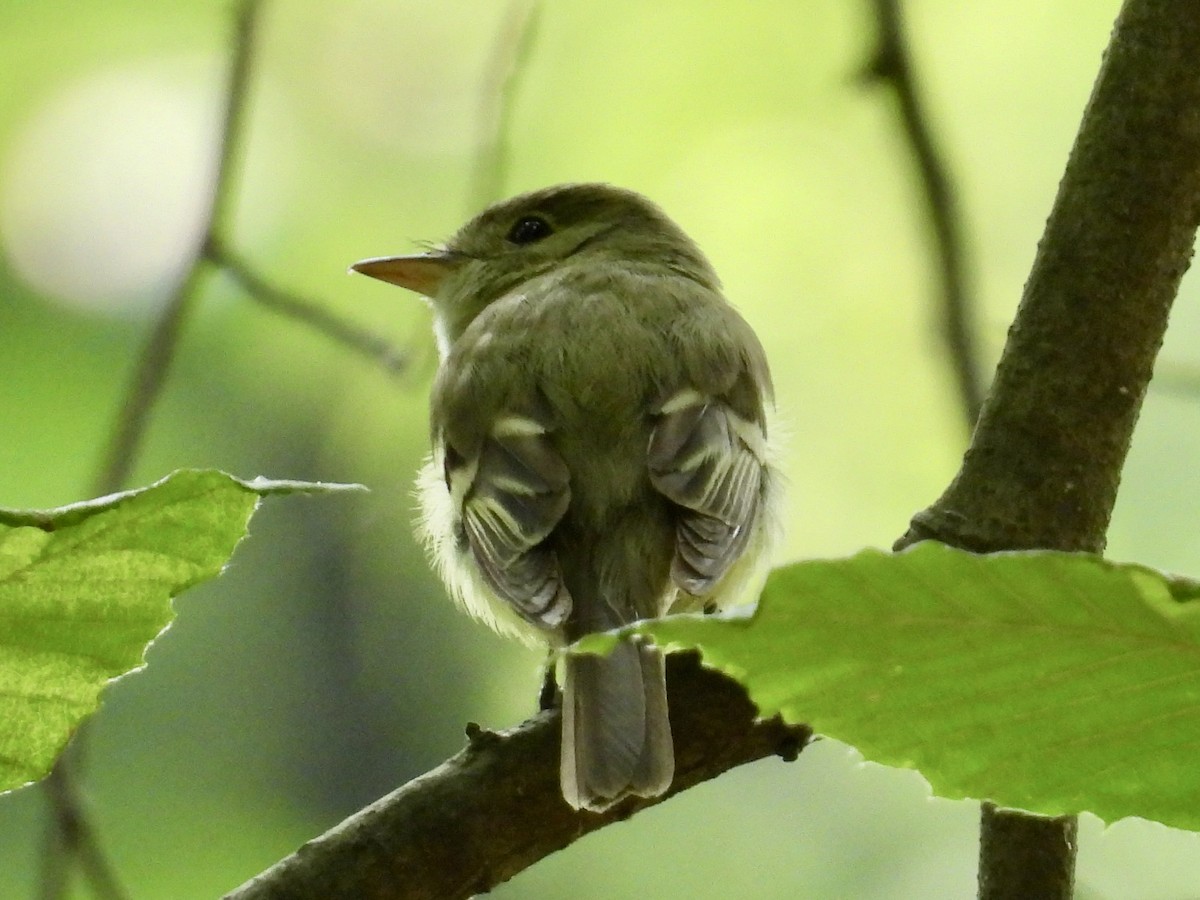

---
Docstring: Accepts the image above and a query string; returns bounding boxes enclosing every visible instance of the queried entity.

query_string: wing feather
[450,419,572,629]
[648,393,768,596]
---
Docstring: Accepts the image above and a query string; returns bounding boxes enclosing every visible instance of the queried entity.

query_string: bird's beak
[349,251,461,297]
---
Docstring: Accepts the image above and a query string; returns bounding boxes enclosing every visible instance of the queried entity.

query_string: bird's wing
[648,387,771,598]
[445,414,573,630]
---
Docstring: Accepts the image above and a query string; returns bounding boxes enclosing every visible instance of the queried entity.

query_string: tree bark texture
[897,1,1200,897]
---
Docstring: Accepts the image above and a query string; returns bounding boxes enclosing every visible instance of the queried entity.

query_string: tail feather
[561,639,673,812]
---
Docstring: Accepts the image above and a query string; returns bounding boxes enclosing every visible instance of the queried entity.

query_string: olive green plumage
[354,183,781,812]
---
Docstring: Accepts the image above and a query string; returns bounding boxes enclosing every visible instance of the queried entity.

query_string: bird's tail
[560,637,673,812]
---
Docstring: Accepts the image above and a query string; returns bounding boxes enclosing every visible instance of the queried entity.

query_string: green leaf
[0,469,360,794]
[631,543,1200,831]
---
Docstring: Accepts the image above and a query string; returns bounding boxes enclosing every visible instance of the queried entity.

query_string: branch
[38,763,129,900]
[42,0,414,893]
[224,653,809,899]
[893,0,1200,897]
[901,0,1200,556]
[865,0,985,426]
[977,803,1078,900]
[207,238,411,376]
[468,0,540,210]
[40,4,264,898]
[1140,359,1200,399]
[92,0,261,495]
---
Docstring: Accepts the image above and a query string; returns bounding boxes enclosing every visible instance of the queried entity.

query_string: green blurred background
[3,0,1200,897]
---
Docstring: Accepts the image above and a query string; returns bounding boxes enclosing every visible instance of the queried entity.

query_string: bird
[352,183,780,812]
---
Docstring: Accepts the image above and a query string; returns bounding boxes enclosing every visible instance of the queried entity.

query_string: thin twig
[40,3,264,898]
[91,261,214,494]
[865,0,985,427]
[38,765,128,900]
[207,237,411,375]
[203,0,261,247]
[92,0,262,495]
[468,0,540,210]
[1143,359,1200,398]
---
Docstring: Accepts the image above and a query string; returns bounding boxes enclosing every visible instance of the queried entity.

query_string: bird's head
[352,183,719,349]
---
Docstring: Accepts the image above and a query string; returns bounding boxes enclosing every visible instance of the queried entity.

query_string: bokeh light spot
[1,57,223,316]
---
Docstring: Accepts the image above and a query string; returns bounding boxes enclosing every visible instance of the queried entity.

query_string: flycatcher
[353,183,780,811]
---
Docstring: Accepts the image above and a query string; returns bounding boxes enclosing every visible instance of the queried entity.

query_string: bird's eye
[506,215,553,245]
